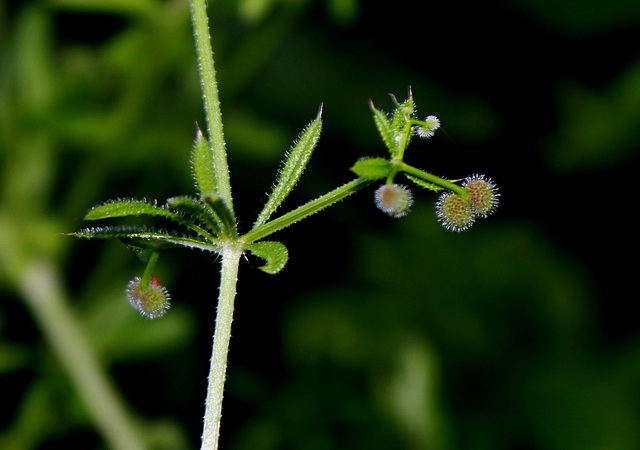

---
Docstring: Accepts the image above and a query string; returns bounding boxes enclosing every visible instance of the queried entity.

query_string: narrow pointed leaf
[84,199,183,222]
[121,235,219,253]
[71,225,153,240]
[203,193,236,237]
[370,101,395,153]
[390,97,414,134]
[389,97,415,155]
[247,241,289,274]
[84,198,216,239]
[350,157,393,180]
[71,226,220,252]
[191,125,217,197]
[254,109,323,227]
[166,196,222,236]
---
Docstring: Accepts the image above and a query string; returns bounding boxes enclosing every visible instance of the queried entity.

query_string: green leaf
[405,174,445,192]
[84,198,183,222]
[350,157,393,180]
[71,226,220,252]
[254,108,323,227]
[203,193,236,237]
[370,101,396,153]
[71,225,167,241]
[381,95,415,156]
[166,196,222,236]
[84,198,218,240]
[390,95,415,135]
[191,125,217,198]
[247,241,289,274]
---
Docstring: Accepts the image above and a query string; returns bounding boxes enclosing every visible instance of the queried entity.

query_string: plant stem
[190,2,244,447]
[394,121,414,161]
[398,162,469,200]
[189,0,234,216]
[241,177,374,244]
[139,251,160,288]
[20,260,144,450]
[201,243,242,450]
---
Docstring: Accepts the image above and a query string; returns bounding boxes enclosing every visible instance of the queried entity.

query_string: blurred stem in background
[19,260,144,449]
[1,1,195,448]
[0,3,150,448]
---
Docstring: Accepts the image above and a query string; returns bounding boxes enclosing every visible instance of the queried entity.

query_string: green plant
[66,1,498,448]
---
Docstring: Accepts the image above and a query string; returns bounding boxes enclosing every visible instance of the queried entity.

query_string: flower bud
[126,276,171,319]
[374,183,414,218]
[463,174,499,217]
[416,115,440,139]
[436,192,474,231]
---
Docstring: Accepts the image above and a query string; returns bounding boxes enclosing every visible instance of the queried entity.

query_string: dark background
[2,0,640,448]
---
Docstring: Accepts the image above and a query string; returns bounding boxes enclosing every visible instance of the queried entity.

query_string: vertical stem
[189,0,234,216]
[201,244,243,450]
[190,1,242,447]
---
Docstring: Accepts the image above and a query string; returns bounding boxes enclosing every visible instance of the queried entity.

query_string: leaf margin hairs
[253,107,323,228]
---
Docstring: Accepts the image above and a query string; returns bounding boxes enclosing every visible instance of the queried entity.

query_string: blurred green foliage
[1,0,640,449]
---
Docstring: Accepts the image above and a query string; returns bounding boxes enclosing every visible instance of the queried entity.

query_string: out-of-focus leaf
[511,0,640,36]
[544,65,640,172]
[0,342,30,374]
[0,380,58,449]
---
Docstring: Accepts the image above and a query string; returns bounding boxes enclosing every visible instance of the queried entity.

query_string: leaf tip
[247,241,289,274]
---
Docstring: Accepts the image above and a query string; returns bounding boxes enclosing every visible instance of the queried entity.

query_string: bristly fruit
[436,192,474,231]
[126,276,171,319]
[374,183,414,218]
[416,115,440,139]
[463,174,499,218]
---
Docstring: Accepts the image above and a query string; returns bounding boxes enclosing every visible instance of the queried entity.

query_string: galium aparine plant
[67,2,498,448]
[68,91,499,449]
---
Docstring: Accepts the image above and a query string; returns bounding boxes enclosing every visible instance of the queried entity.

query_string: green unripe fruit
[126,276,171,319]
[374,183,414,218]
[436,192,474,231]
[463,174,499,218]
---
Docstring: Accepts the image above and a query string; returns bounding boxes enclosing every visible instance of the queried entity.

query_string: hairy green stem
[242,177,374,244]
[395,121,414,161]
[398,162,469,200]
[201,244,242,450]
[139,251,160,288]
[189,0,234,216]
[20,260,144,450]
[190,2,244,448]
